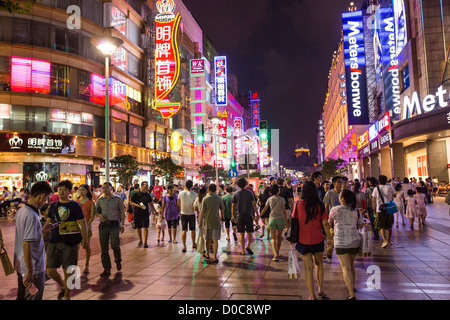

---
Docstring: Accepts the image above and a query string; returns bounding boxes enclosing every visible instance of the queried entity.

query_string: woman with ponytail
[328,189,364,300]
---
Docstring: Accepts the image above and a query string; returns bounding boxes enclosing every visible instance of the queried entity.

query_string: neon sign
[357,130,369,150]
[234,117,243,157]
[153,0,181,119]
[250,92,260,128]
[215,56,228,107]
[342,11,369,125]
[402,85,449,120]
[218,113,228,158]
[190,58,207,129]
[11,57,50,94]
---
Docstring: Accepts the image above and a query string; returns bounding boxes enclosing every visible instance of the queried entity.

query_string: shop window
[79,70,91,101]
[0,56,11,91]
[13,18,31,45]
[81,0,102,26]
[54,27,67,52]
[145,129,155,149]
[127,52,142,80]
[9,105,48,132]
[128,123,142,147]
[23,163,60,191]
[0,17,13,42]
[67,31,80,55]
[127,19,141,47]
[156,132,166,152]
[33,21,51,49]
[111,118,127,144]
[51,64,69,97]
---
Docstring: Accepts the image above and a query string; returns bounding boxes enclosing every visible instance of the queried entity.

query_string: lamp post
[90,35,124,183]
[209,116,220,185]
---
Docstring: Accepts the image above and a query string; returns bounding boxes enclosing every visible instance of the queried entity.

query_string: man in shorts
[199,184,224,263]
[178,180,198,252]
[46,180,88,300]
[232,178,258,255]
[130,181,156,248]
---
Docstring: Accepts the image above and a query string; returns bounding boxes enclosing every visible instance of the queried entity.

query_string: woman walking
[76,185,95,274]
[291,181,332,300]
[257,186,271,240]
[258,184,289,261]
[162,185,180,243]
[405,189,418,229]
[394,183,406,228]
[328,189,364,300]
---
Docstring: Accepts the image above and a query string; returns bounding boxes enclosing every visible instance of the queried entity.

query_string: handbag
[288,245,300,279]
[1,246,15,276]
[377,187,398,215]
[286,201,299,244]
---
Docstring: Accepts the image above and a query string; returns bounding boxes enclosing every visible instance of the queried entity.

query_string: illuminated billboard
[378,0,401,119]
[214,56,228,107]
[11,57,50,94]
[342,11,369,125]
[250,92,260,128]
[153,0,181,119]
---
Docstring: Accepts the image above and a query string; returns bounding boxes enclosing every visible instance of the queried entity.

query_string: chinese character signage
[357,130,369,150]
[342,11,369,125]
[153,0,181,119]
[190,58,207,130]
[218,113,228,158]
[0,133,76,153]
[250,92,260,128]
[50,109,93,126]
[214,56,228,107]
[112,46,127,73]
[234,117,243,157]
[111,6,126,36]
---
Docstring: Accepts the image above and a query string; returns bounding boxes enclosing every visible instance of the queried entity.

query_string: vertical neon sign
[214,56,228,107]
[153,0,181,119]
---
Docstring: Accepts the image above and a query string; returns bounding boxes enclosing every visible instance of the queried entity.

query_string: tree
[111,155,141,188]
[198,164,229,184]
[0,0,35,13]
[318,158,348,180]
[154,157,183,184]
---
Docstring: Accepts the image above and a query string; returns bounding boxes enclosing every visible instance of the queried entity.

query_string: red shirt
[153,186,163,200]
[292,199,328,245]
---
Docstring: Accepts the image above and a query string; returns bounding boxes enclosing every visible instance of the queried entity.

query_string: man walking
[365,177,380,240]
[199,184,225,263]
[46,180,88,300]
[130,181,156,248]
[323,176,343,263]
[14,181,54,300]
[95,182,126,277]
[372,175,396,248]
[178,180,198,252]
[232,178,258,255]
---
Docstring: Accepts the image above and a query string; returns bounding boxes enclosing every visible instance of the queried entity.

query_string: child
[405,189,418,229]
[155,200,165,243]
[415,187,428,227]
[394,183,406,228]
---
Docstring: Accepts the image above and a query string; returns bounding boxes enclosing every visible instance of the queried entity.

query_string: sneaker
[61,296,70,300]
[381,242,388,248]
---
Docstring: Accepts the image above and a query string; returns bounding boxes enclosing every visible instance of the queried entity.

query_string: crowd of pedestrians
[4,172,443,301]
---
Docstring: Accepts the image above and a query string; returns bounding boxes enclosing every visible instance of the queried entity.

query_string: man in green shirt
[222,185,237,242]
[198,184,224,263]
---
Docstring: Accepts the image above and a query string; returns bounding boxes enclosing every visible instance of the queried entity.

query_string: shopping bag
[288,246,300,279]
[0,246,15,276]
[196,228,205,254]
[360,226,373,257]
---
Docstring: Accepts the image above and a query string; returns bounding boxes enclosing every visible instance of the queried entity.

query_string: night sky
[182,0,364,163]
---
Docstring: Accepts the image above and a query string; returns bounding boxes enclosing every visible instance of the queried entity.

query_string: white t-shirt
[178,190,197,215]
[328,205,363,248]
[372,185,396,212]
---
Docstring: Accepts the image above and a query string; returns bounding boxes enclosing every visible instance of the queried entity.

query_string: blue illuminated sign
[369,122,379,142]
[214,56,228,107]
[378,0,401,120]
[342,10,369,125]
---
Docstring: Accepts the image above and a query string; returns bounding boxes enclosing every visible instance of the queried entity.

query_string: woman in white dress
[394,184,405,228]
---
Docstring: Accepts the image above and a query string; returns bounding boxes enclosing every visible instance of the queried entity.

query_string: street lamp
[90,35,124,183]
[209,116,220,185]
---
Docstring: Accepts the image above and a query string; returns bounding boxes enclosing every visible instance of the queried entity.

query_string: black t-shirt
[279,186,293,210]
[48,201,84,244]
[232,189,256,217]
[131,191,153,215]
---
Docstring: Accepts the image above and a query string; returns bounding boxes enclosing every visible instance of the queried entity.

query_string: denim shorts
[295,241,325,256]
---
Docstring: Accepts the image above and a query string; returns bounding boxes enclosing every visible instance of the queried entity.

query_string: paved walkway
[1,197,450,300]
